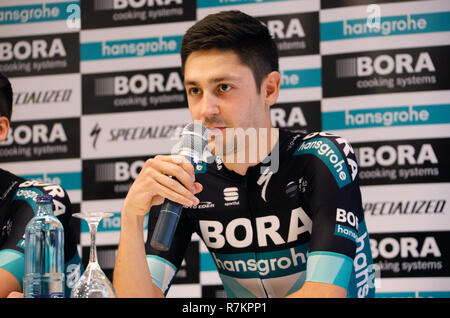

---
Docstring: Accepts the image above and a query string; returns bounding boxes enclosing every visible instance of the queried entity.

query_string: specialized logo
[363,199,446,215]
[257,168,273,202]
[294,132,357,188]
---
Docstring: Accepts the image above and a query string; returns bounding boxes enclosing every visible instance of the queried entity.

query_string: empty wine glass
[70,212,117,298]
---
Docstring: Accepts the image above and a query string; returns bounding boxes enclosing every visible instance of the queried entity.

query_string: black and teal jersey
[145,129,375,298]
[0,169,83,297]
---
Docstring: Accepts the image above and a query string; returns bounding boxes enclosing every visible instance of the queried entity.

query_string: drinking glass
[70,212,117,298]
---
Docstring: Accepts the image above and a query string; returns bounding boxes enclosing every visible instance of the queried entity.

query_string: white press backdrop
[1,0,449,298]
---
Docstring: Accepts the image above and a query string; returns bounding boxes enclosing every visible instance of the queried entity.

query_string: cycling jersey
[145,129,375,298]
[0,169,83,297]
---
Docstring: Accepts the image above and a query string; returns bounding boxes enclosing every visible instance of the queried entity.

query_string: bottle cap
[36,194,53,204]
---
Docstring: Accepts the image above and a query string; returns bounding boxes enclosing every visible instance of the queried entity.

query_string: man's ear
[0,117,10,142]
[262,71,281,107]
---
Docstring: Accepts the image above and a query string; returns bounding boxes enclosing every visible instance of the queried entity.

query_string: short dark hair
[180,10,279,92]
[0,72,13,121]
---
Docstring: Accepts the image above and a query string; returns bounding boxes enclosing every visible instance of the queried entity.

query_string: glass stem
[89,221,99,264]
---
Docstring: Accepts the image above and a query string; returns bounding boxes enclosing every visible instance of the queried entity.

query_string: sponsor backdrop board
[0,0,449,298]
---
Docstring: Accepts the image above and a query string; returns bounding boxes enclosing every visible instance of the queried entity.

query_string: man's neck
[222,127,279,176]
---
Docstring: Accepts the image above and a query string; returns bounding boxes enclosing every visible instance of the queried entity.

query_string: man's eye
[189,88,200,95]
[218,84,232,93]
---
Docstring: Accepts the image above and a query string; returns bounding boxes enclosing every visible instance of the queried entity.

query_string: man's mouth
[206,127,227,136]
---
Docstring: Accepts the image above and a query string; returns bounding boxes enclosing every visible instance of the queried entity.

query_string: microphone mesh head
[180,122,209,157]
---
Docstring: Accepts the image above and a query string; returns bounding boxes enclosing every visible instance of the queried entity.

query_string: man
[113,10,375,298]
[0,73,82,298]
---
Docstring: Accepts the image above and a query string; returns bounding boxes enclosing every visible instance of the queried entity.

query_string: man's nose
[199,91,220,119]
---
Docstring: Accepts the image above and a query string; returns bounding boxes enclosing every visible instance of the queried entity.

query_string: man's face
[183,49,269,157]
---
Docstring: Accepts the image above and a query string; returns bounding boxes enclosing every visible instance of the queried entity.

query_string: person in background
[0,72,83,298]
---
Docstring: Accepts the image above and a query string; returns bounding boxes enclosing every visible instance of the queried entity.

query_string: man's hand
[122,154,202,217]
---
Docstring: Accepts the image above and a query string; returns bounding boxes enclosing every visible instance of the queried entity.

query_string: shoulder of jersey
[16,179,70,202]
[288,131,359,188]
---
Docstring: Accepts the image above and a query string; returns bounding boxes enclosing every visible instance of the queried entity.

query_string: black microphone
[150,122,209,251]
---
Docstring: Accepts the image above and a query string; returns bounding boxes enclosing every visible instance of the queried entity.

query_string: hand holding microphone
[150,122,209,251]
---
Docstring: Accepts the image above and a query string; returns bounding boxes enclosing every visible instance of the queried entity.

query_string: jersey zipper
[244,169,270,298]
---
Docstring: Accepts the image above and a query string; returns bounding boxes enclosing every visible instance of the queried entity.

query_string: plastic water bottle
[23,194,65,298]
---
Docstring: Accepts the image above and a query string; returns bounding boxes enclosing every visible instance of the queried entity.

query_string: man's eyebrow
[184,76,241,86]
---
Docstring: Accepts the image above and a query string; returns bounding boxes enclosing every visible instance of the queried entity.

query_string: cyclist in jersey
[0,73,83,298]
[113,10,375,298]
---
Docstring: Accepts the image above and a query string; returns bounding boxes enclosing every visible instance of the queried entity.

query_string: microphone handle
[150,154,196,251]
[150,199,183,251]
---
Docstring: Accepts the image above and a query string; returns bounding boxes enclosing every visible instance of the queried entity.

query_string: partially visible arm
[113,155,201,297]
[0,268,21,298]
[113,212,164,298]
[286,281,347,298]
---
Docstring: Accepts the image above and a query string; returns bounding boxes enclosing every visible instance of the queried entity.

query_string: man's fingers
[147,156,196,193]
[154,182,199,207]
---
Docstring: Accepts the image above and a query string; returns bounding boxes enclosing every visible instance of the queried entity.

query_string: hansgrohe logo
[81,36,182,61]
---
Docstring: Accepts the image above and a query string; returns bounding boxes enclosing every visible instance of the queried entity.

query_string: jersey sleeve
[145,204,194,296]
[0,180,82,296]
[294,132,368,293]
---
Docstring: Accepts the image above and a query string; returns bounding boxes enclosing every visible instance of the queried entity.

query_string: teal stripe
[211,243,309,279]
[376,292,416,298]
[0,2,79,25]
[280,69,321,89]
[21,172,81,191]
[81,35,182,61]
[322,104,450,130]
[418,291,450,298]
[321,11,450,41]
[0,249,25,285]
[197,0,297,8]
[334,224,358,242]
[146,255,177,295]
[305,251,353,290]
[200,252,217,271]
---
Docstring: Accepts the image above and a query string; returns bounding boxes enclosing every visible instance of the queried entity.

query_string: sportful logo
[223,187,239,206]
